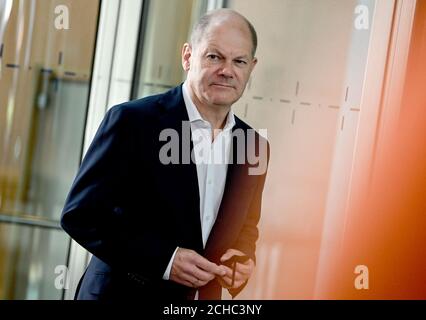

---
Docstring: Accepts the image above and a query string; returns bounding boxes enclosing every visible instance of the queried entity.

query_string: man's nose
[218,61,234,78]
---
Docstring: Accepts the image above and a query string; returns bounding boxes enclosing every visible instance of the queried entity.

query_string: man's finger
[180,272,204,287]
[223,259,254,278]
[232,270,246,282]
[222,270,244,282]
[218,264,233,278]
[181,279,197,288]
[194,255,227,276]
[219,274,246,289]
[218,276,232,288]
[173,274,198,288]
[220,249,245,262]
[192,266,216,282]
[217,277,227,288]
[234,261,253,275]
[232,278,246,289]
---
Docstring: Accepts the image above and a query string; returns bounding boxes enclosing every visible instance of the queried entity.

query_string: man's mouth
[211,83,234,89]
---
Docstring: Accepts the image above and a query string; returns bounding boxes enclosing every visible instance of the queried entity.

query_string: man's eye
[207,54,220,60]
[235,60,247,65]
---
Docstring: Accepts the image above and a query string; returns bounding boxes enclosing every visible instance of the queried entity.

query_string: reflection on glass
[0,223,69,299]
[135,0,208,98]
[0,0,99,299]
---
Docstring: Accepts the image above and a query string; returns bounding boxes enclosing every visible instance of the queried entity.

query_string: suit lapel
[156,85,203,252]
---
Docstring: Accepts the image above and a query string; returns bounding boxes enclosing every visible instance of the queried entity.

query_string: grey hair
[190,9,258,57]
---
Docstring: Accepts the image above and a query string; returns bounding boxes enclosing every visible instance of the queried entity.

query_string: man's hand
[218,248,255,289]
[170,248,227,288]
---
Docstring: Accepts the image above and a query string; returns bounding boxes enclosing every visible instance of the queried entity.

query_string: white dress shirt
[162,82,235,288]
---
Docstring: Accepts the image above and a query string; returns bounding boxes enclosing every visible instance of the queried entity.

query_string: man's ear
[182,43,192,71]
[250,57,258,72]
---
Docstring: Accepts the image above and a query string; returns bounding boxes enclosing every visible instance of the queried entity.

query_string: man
[61,8,269,300]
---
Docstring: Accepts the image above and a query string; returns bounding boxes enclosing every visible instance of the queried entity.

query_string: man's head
[182,9,258,110]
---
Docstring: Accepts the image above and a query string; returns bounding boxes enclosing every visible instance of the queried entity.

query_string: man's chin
[210,99,237,107]
[208,95,239,107]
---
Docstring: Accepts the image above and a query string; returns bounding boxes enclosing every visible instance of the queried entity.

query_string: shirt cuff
[162,246,179,280]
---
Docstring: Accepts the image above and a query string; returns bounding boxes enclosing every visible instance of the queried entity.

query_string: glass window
[225,0,377,299]
[0,223,69,299]
[133,0,208,98]
[0,0,100,299]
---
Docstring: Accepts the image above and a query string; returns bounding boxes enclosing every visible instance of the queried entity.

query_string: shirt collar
[182,81,235,131]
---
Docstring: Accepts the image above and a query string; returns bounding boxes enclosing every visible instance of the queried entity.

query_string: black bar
[0,301,421,318]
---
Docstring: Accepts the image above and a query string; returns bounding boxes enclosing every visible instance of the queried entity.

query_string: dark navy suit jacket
[61,85,269,300]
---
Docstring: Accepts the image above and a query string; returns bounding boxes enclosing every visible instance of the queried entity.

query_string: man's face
[182,19,257,109]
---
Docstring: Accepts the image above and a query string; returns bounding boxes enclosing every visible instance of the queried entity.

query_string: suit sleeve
[60,106,177,282]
